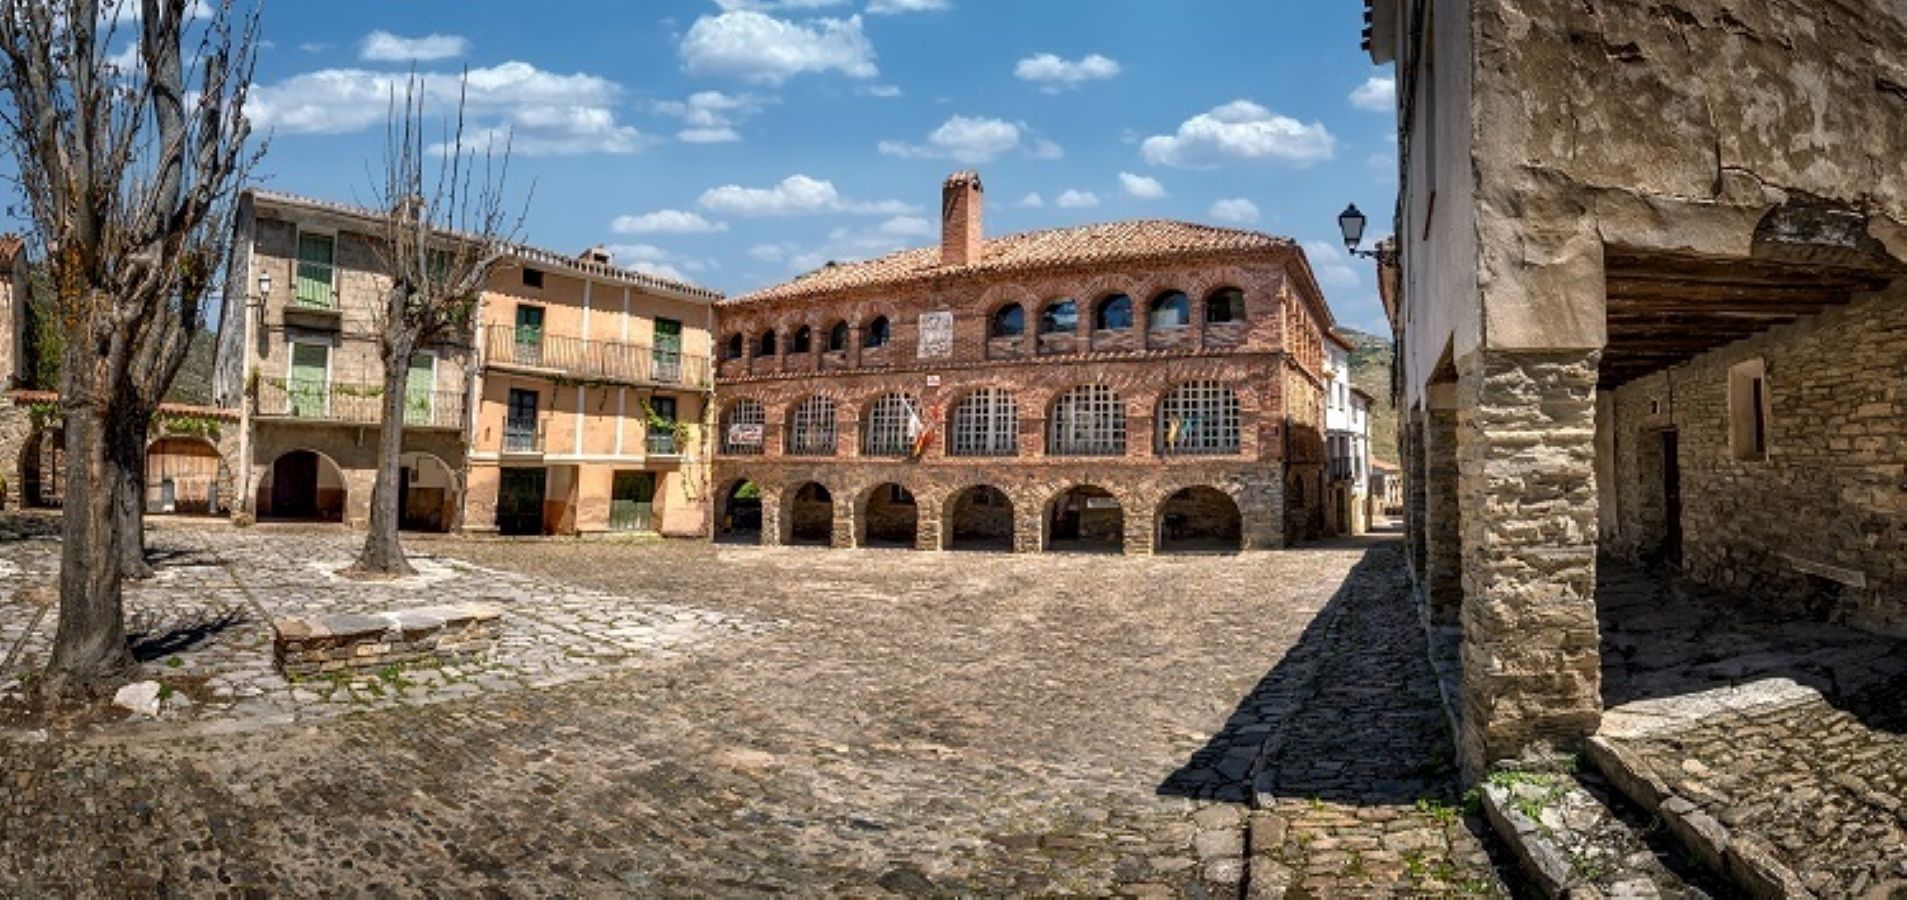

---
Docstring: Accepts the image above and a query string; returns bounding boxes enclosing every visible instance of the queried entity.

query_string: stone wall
[1604,288,1907,638]
[273,603,502,678]
[248,422,466,528]
[0,402,27,509]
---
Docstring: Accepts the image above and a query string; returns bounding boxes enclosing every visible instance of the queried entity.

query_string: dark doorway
[863,483,919,548]
[718,480,763,543]
[1661,429,1682,565]
[1048,485,1123,553]
[947,485,1013,551]
[270,451,320,519]
[497,467,547,536]
[610,471,656,532]
[787,482,833,545]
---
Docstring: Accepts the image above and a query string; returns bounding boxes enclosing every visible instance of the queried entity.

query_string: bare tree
[0,0,259,686]
[349,75,520,577]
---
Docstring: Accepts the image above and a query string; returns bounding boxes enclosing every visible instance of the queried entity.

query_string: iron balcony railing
[255,378,466,430]
[644,430,679,456]
[484,325,711,389]
[502,420,547,454]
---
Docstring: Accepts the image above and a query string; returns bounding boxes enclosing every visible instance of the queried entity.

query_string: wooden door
[497,468,546,536]
[609,471,656,532]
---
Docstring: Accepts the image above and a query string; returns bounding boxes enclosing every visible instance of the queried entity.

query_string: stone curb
[1583,736,1814,899]
[1478,782,1577,900]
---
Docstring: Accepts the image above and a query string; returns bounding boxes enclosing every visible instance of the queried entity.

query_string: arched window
[724,333,744,360]
[1040,299,1078,334]
[1048,385,1126,456]
[787,395,838,456]
[949,388,1019,456]
[1159,381,1241,455]
[1095,294,1133,331]
[864,316,891,349]
[791,325,813,354]
[990,303,1025,338]
[1206,287,1245,324]
[862,393,921,456]
[722,399,765,455]
[827,321,849,352]
[758,330,778,357]
[1148,291,1190,330]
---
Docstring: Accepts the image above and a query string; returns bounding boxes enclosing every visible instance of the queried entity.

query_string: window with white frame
[862,393,920,456]
[787,395,838,456]
[1048,384,1126,456]
[1159,381,1241,455]
[949,388,1019,456]
[723,399,765,455]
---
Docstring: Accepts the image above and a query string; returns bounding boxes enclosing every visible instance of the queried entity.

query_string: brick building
[710,171,1335,554]
[1365,0,1907,777]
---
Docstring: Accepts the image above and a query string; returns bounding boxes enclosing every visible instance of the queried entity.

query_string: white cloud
[1017,192,1044,208]
[696,174,912,217]
[867,0,949,13]
[249,62,645,156]
[628,261,691,282]
[713,0,850,9]
[784,219,926,272]
[1118,172,1166,199]
[610,210,728,235]
[1209,198,1260,224]
[878,215,934,237]
[749,243,795,262]
[1141,100,1336,168]
[858,84,903,98]
[1349,75,1395,112]
[1056,190,1098,209]
[1013,52,1120,92]
[679,11,876,85]
[359,31,468,62]
[1303,240,1362,289]
[878,115,1058,164]
[1027,138,1063,160]
[652,90,773,143]
[608,243,672,262]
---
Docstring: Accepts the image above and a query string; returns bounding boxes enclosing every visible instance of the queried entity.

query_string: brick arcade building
[710,171,1337,554]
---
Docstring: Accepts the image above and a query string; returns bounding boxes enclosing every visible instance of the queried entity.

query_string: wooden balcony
[254,378,466,430]
[483,325,711,390]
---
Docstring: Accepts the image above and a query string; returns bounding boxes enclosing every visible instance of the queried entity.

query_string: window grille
[1048,385,1126,456]
[862,393,920,456]
[1159,381,1241,455]
[723,399,765,455]
[787,396,838,456]
[949,388,1019,456]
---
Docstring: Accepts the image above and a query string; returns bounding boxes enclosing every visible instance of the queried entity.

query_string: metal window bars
[787,396,838,456]
[723,399,766,455]
[1159,380,1241,455]
[1048,385,1126,456]
[949,388,1019,456]
[862,393,920,457]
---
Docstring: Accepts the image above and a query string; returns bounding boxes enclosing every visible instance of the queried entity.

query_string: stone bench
[272,603,504,678]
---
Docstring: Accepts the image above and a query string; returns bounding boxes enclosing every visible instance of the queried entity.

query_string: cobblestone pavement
[1594,558,1907,898]
[0,515,1514,895]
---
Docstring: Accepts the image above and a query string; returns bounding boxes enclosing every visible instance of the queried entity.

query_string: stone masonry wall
[273,604,503,679]
[0,403,27,509]
[1456,350,1603,778]
[1422,403,1462,626]
[1605,288,1907,637]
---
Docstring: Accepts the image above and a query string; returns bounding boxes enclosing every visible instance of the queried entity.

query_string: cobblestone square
[0,514,1509,896]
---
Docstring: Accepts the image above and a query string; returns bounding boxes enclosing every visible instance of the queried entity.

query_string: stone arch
[714,476,765,544]
[143,435,226,516]
[857,481,920,548]
[942,484,1014,551]
[398,451,461,532]
[1044,483,1125,553]
[257,448,348,522]
[1076,272,1143,307]
[1156,485,1244,553]
[783,481,836,546]
[19,426,64,508]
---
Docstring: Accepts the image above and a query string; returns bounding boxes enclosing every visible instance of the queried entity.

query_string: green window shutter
[405,354,435,425]
[289,343,329,417]
[295,233,335,308]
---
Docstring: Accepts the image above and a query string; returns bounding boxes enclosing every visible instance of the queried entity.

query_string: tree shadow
[0,511,62,543]
[1596,556,1907,735]
[129,607,251,661]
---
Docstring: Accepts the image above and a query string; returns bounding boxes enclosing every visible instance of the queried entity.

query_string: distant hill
[162,332,217,406]
[1339,327,1399,463]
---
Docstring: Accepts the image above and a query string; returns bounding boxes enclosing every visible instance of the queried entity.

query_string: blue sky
[61,0,1402,333]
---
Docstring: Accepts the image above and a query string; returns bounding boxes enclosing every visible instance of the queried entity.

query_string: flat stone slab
[273,603,509,677]
[273,604,505,645]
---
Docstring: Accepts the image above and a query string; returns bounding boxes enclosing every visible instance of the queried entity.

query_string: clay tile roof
[727,218,1296,305]
[0,233,23,267]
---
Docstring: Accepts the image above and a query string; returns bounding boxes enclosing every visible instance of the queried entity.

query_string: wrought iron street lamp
[1337,203,1395,264]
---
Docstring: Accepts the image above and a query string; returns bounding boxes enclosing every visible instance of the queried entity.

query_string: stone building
[710,171,1335,554]
[1365,0,1907,777]
[1322,332,1373,536]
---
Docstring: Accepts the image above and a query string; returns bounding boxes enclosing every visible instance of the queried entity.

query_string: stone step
[1479,762,1733,899]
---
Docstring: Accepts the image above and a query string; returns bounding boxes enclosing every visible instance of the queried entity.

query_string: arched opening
[945,485,1013,551]
[399,452,459,532]
[1094,294,1133,331]
[716,479,763,543]
[990,303,1025,337]
[723,333,744,360]
[1157,486,1243,553]
[145,437,223,516]
[1148,290,1191,331]
[1039,298,1077,334]
[863,316,891,348]
[20,427,64,508]
[786,482,834,546]
[791,325,813,354]
[1047,485,1123,553]
[863,482,918,548]
[757,330,778,357]
[259,449,346,522]
[1205,287,1246,324]
[826,321,849,352]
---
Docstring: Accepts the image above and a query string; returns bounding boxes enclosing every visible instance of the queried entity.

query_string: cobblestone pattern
[0,516,760,734]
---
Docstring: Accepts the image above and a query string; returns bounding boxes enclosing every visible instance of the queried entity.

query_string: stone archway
[786,481,835,546]
[861,482,919,548]
[259,449,347,522]
[1047,484,1123,553]
[715,478,764,544]
[19,427,63,508]
[944,484,1013,551]
[398,452,461,533]
[1157,486,1243,553]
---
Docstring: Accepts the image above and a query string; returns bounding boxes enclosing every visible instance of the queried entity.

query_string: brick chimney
[578,245,613,266]
[940,170,984,267]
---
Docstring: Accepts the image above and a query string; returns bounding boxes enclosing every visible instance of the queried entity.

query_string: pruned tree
[349,74,521,577]
[0,0,259,685]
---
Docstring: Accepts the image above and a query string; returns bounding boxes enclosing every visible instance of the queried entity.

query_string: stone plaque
[917,311,954,359]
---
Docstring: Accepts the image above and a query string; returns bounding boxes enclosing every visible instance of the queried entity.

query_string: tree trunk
[352,338,416,576]
[114,408,153,579]
[49,399,136,688]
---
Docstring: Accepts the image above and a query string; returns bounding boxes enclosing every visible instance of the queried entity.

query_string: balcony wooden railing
[483,325,710,389]
[255,378,466,430]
